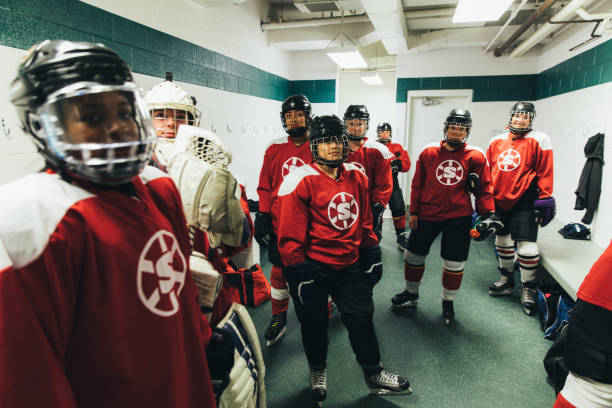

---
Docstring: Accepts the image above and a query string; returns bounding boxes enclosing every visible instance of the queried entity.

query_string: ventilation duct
[293,0,364,13]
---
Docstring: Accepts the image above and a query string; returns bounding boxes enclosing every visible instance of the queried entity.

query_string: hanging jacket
[574,133,605,224]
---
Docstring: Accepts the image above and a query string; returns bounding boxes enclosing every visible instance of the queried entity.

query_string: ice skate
[521,281,538,316]
[442,300,454,325]
[396,232,408,252]
[390,290,418,310]
[365,369,412,395]
[310,367,327,405]
[264,311,287,346]
[488,268,514,296]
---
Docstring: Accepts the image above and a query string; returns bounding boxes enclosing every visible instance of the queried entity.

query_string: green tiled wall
[1,0,610,104]
[396,38,612,103]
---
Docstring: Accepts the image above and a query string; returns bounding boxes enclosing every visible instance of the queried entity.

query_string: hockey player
[344,105,393,240]
[277,115,412,405]
[0,40,217,407]
[486,102,555,316]
[376,122,411,250]
[391,109,499,324]
[145,72,200,171]
[255,94,314,346]
[553,240,612,408]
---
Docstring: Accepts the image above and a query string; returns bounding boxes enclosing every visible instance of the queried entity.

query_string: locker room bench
[537,219,605,300]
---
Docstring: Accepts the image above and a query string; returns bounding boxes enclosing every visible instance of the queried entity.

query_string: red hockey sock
[393,214,406,231]
[270,265,289,315]
[442,269,464,291]
[404,263,425,282]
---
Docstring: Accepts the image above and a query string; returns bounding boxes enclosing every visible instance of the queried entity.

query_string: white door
[402,90,473,206]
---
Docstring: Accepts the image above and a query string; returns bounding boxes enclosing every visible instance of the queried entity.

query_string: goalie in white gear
[145,72,201,170]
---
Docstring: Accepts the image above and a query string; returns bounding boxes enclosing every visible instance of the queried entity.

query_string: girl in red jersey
[277,115,411,405]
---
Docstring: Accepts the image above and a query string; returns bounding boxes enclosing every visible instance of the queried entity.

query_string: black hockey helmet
[280,94,312,138]
[343,104,369,141]
[443,108,472,147]
[308,115,349,168]
[376,122,392,143]
[10,40,155,185]
[508,101,535,134]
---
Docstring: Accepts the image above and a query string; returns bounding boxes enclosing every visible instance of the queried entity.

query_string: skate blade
[265,326,287,346]
[522,307,537,316]
[369,386,413,395]
[390,303,417,311]
[444,318,453,325]
[488,289,513,297]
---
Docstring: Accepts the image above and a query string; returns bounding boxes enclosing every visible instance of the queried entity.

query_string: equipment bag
[225,262,271,307]
[537,285,575,340]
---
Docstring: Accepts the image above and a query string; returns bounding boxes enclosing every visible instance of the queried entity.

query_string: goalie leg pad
[190,251,223,320]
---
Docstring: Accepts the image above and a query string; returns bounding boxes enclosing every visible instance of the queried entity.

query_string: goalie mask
[281,94,312,138]
[309,115,349,168]
[343,104,369,141]
[508,101,535,135]
[10,40,155,186]
[376,122,392,144]
[444,108,472,148]
[145,72,201,166]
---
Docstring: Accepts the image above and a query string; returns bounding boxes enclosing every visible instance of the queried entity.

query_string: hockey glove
[254,212,273,248]
[206,328,235,399]
[371,203,385,240]
[470,212,504,241]
[466,172,479,195]
[267,234,283,267]
[533,197,556,227]
[360,246,383,287]
[390,159,402,174]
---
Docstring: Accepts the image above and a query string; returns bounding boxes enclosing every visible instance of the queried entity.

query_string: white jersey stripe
[277,164,319,197]
[364,138,394,159]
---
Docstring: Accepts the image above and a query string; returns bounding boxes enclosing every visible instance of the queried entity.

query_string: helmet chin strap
[288,127,307,138]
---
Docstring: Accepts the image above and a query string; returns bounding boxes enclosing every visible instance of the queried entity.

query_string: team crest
[436,159,464,186]
[347,161,367,176]
[328,192,359,230]
[137,230,187,317]
[497,149,521,171]
[282,157,306,178]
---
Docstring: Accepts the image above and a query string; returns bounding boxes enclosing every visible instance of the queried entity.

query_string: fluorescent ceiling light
[327,49,367,69]
[452,0,514,23]
[360,72,383,86]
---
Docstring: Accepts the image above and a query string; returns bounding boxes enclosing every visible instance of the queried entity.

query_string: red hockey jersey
[486,131,554,211]
[0,167,216,408]
[346,138,393,206]
[257,136,313,230]
[410,142,494,221]
[277,163,378,269]
[386,142,411,172]
[577,240,612,312]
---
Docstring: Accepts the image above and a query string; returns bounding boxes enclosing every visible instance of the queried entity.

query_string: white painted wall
[81,0,293,79]
[534,82,612,247]
[337,70,398,139]
[289,50,338,81]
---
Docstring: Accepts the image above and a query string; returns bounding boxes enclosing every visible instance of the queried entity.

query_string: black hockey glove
[371,203,385,240]
[533,197,556,227]
[267,234,283,267]
[360,246,383,287]
[254,212,273,248]
[466,172,479,195]
[470,212,504,241]
[390,159,402,174]
[206,328,235,400]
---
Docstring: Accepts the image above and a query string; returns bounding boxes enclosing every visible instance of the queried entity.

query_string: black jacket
[575,133,604,224]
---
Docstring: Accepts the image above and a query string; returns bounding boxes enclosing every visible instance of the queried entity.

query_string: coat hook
[226,123,232,133]
[1,119,11,138]
[241,125,247,133]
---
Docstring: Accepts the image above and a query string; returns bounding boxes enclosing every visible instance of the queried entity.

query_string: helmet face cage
[310,134,349,168]
[38,82,156,185]
[444,116,472,146]
[343,105,369,141]
[508,102,535,134]
[149,106,199,139]
[281,95,312,137]
[376,123,392,143]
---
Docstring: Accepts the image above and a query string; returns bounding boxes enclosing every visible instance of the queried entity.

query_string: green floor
[248,222,557,407]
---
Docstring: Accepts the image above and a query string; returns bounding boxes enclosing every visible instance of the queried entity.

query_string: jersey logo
[497,149,521,171]
[282,157,306,178]
[137,230,187,317]
[347,161,367,176]
[436,159,464,186]
[328,192,359,230]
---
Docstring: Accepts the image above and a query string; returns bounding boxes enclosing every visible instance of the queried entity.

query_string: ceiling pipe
[261,7,457,31]
[510,0,598,57]
[494,0,557,57]
[484,0,529,54]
